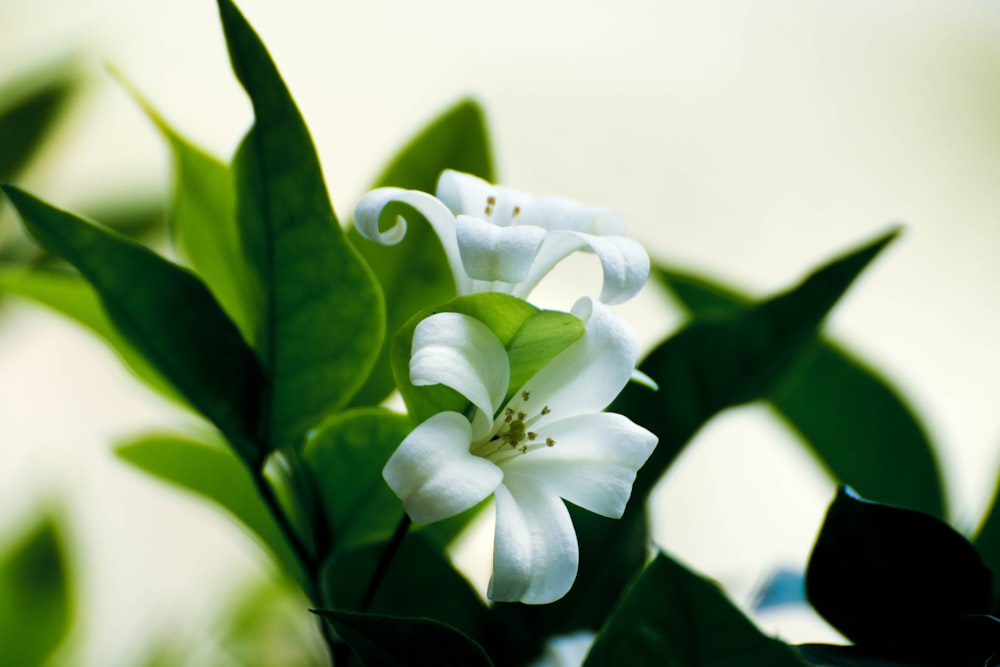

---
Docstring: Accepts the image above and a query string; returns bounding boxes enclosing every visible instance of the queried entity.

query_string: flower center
[482,193,523,225]
[470,390,555,464]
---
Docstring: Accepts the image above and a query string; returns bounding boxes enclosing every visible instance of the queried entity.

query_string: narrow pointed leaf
[127,87,255,340]
[658,266,944,517]
[348,99,496,406]
[2,186,263,461]
[584,551,807,667]
[0,516,71,667]
[115,433,305,587]
[218,0,384,448]
[314,608,493,667]
[807,487,993,665]
[0,68,76,181]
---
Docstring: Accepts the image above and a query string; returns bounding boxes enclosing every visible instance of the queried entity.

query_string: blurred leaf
[347,99,496,406]
[315,608,494,667]
[974,474,1000,610]
[2,186,264,461]
[218,0,385,448]
[658,267,945,518]
[323,533,488,643]
[0,516,71,666]
[584,551,807,667]
[0,68,76,181]
[0,267,184,403]
[796,644,925,666]
[392,293,584,424]
[115,432,306,587]
[806,487,994,666]
[124,83,255,340]
[303,408,412,554]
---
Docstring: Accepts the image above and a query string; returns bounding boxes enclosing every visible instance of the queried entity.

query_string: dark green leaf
[0,67,76,181]
[218,0,384,448]
[658,267,945,518]
[322,534,488,646]
[392,293,584,423]
[796,644,925,666]
[2,186,264,461]
[584,551,807,667]
[0,516,71,666]
[347,99,495,406]
[974,475,1000,609]
[115,433,305,587]
[315,608,493,667]
[303,408,412,554]
[806,487,992,665]
[127,85,255,340]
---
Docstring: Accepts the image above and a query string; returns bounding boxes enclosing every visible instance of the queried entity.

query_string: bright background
[3,0,1000,663]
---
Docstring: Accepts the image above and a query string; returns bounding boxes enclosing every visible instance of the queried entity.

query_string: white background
[3,1,1000,663]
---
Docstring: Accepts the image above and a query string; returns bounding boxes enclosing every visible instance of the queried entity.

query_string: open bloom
[383,297,657,603]
[354,170,650,305]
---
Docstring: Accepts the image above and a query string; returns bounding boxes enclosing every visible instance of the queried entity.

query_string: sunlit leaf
[584,551,807,667]
[658,267,945,518]
[0,516,71,666]
[348,99,496,406]
[315,608,493,667]
[218,0,384,448]
[116,433,305,587]
[2,186,264,461]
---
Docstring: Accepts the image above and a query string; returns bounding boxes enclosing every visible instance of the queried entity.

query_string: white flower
[383,297,657,604]
[353,170,650,305]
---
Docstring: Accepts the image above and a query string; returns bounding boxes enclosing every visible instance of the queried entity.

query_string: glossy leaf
[392,293,584,423]
[303,408,412,554]
[347,99,496,406]
[584,551,807,667]
[128,86,255,340]
[2,187,264,460]
[219,0,384,448]
[0,267,184,403]
[315,608,493,667]
[806,487,993,665]
[0,516,71,667]
[658,267,945,518]
[115,433,305,586]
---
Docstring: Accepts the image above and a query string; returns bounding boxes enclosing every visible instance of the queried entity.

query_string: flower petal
[502,413,657,519]
[516,195,626,235]
[455,214,547,283]
[515,230,649,305]
[410,312,509,439]
[352,187,472,294]
[514,297,637,421]
[437,170,531,226]
[489,475,579,604]
[383,411,503,524]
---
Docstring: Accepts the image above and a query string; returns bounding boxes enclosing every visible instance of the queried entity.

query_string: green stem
[251,465,319,600]
[360,514,412,612]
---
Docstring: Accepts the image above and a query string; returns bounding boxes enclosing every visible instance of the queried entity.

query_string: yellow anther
[527,432,537,441]
[541,406,551,415]
[521,390,530,401]
[546,438,556,447]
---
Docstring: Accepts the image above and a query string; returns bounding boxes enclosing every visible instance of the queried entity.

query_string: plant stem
[359,514,412,612]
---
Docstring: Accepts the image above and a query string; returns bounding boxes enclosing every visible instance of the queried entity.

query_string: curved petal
[410,312,509,439]
[516,195,626,235]
[455,215,547,282]
[437,170,531,226]
[352,187,472,294]
[489,475,579,604]
[383,411,503,524]
[514,230,649,305]
[502,413,657,519]
[513,298,637,422]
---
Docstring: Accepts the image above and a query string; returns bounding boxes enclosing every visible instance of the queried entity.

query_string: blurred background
[2,0,1000,663]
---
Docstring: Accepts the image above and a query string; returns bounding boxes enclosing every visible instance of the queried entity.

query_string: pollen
[512,205,521,217]
[541,406,551,415]
[546,438,556,447]
[521,390,530,401]
[485,195,496,216]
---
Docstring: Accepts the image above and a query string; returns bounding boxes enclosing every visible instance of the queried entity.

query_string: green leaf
[0,67,76,181]
[807,488,993,665]
[303,408,412,554]
[796,644,933,666]
[584,551,807,667]
[218,0,385,448]
[2,186,264,462]
[658,267,945,518]
[125,84,255,340]
[392,293,584,422]
[0,516,71,666]
[115,433,305,587]
[0,267,185,404]
[314,608,494,667]
[974,476,1000,609]
[347,99,495,406]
